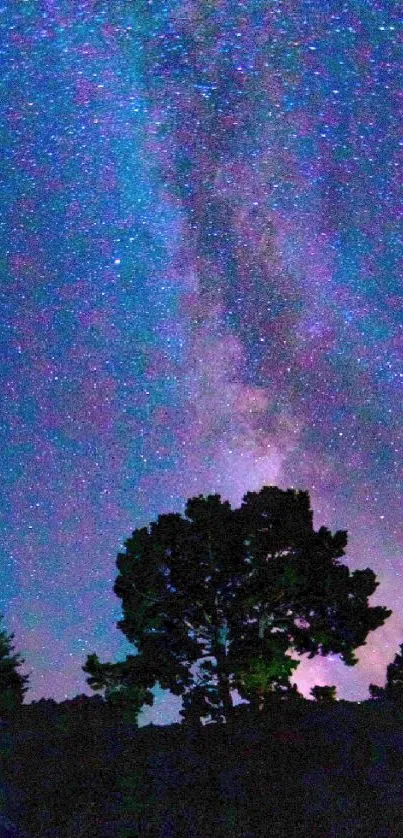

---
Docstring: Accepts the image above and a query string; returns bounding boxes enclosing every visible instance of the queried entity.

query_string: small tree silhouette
[369,642,403,707]
[0,615,30,714]
[310,685,337,703]
[384,643,403,706]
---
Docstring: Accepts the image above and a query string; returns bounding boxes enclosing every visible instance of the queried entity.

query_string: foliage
[369,643,403,707]
[368,683,386,701]
[0,615,30,714]
[82,653,154,725]
[310,685,338,703]
[384,643,403,705]
[234,631,300,707]
[83,486,392,724]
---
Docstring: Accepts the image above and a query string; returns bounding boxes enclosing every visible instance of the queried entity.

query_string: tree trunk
[248,694,261,715]
[213,641,233,722]
[218,669,233,721]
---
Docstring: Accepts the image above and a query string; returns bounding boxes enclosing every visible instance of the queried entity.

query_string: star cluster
[0,0,401,721]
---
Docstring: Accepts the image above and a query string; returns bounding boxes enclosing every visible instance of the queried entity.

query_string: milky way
[1,0,401,722]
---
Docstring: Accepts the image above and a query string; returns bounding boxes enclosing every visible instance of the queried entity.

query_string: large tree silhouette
[83,486,392,723]
[0,614,30,714]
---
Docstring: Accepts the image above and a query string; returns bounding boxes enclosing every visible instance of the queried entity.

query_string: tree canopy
[83,486,392,724]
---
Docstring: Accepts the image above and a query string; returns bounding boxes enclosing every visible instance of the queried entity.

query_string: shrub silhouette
[310,685,338,703]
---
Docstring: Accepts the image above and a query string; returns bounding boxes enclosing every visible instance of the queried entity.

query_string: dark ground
[2,695,403,837]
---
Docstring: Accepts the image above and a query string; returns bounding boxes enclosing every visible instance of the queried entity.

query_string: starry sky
[1,0,401,724]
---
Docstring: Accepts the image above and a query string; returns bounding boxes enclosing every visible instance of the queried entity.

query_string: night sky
[1,0,401,724]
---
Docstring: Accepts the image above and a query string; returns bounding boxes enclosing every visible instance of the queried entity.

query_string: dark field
[2,697,403,837]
